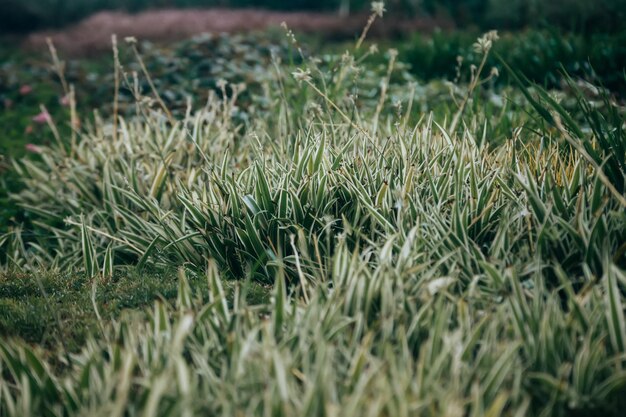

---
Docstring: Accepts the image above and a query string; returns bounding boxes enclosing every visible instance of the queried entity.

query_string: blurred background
[1,0,625,34]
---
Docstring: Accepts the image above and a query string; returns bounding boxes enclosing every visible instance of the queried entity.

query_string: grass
[400,29,626,96]
[0,269,189,351]
[0,268,270,353]
[1,14,626,417]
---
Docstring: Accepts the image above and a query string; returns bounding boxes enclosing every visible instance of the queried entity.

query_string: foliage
[1,262,626,416]
[420,0,626,32]
[1,21,626,417]
[0,33,294,235]
[401,29,626,96]
[0,268,270,353]
[485,0,626,33]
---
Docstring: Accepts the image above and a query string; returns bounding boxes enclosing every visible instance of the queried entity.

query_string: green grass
[0,268,270,353]
[1,22,626,417]
[0,269,186,351]
[400,29,626,96]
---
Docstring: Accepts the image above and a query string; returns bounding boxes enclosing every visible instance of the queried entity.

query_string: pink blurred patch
[25,125,34,134]
[32,110,51,124]
[25,143,42,153]
[60,94,71,107]
[20,85,33,95]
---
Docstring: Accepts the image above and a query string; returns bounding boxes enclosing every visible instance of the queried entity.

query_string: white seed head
[371,2,386,18]
[292,68,312,83]
[216,78,228,89]
[473,30,499,54]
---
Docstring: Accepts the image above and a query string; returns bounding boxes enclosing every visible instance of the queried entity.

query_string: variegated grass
[1,19,626,417]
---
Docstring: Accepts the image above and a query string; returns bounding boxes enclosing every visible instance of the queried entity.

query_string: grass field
[1,10,626,416]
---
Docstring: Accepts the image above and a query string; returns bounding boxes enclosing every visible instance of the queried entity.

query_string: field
[1,8,626,417]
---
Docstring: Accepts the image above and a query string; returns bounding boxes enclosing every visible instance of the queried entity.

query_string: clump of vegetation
[0,32,295,235]
[1,6,626,417]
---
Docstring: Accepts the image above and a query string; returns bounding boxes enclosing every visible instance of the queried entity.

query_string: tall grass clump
[1,8,626,417]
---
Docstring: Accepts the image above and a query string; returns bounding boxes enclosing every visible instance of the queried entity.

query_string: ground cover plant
[1,6,626,417]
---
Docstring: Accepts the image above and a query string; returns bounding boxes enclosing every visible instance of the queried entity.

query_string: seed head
[473,30,499,54]
[371,2,386,18]
[292,68,312,83]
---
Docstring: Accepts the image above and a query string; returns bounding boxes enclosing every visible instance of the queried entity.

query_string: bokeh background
[2,0,625,34]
